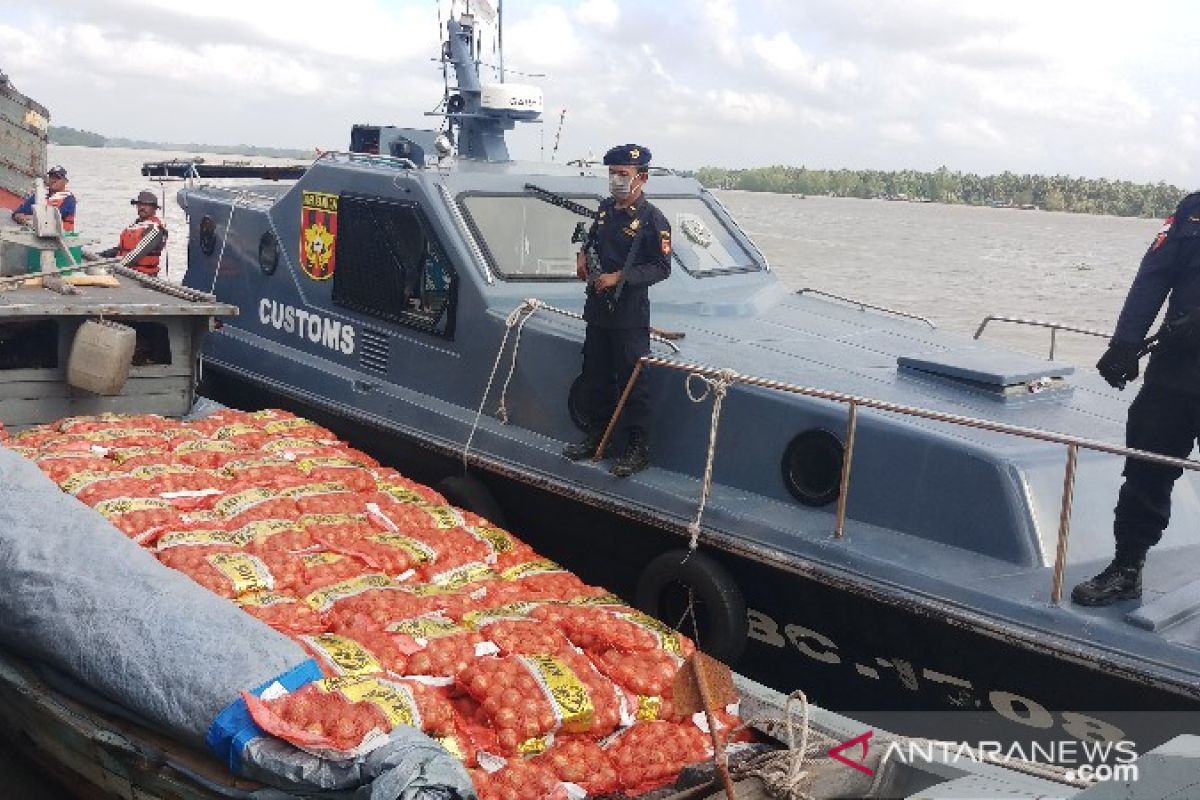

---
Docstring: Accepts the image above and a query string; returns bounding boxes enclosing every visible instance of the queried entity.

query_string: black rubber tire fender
[635,549,748,664]
[435,474,509,528]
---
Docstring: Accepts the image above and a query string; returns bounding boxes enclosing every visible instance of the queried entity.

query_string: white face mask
[609,173,635,200]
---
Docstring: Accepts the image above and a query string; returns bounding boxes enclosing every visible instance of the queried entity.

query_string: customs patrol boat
[180,4,1200,752]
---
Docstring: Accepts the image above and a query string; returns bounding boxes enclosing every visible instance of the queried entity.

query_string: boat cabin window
[460,193,599,279]
[652,197,759,275]
[332,195,456,336]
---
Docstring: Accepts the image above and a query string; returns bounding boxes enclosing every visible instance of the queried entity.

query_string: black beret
[602,144,651,166]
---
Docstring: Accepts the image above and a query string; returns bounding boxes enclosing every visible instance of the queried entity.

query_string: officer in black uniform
[1073,192,1200,605]
[562,144,672,477]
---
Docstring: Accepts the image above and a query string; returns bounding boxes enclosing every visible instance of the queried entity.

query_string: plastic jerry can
[67,319,136,395]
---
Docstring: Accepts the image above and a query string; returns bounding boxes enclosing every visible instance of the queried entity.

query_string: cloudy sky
[4,0,1200,186]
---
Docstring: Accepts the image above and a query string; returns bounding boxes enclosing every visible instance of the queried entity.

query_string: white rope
[684,368,738,551]
[462,298,544,470]
[209,193,241,296]
[729,690,833,799]
[495,298,545,423]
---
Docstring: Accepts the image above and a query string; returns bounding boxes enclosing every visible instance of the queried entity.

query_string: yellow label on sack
[232,518,301,544]
[206,552,274,594]
[466,524,516,554]
[422,505,465,529]
[336,678,420,729]
[156,528,249,550]
[174,439,239,454]
[109,447,167,464]
[387,614,462,639]
[428,562,494,590]
[213,487,277,518]
[438,735,466,761]
[368,534,436,564]
[213,423,260,439]
[304,573,395,612]
[263,417,318,434]
[301,551,344,567]
[617,611,684,654]
[377,484,427,505]
[520,654,594,734]
[463,602,542,628]
[181,510,223,524]
[636,695,662,721]
[297,456,361,472]
[94,496,172,517]
[219,457,289,475]
[299,512,368,528]
[263,436,324,453]
[237,590,298,608]
[302,634,382,676]
[60,471,124,495]
[62,427,156,443]
[500,559,564,581]
[279,481,350,499]
[129,464,198,479]
[568,593,625,607]
[518,736,550,756]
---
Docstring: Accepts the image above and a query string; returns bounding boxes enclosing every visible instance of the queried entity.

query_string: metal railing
[315,151,420,171]
[797,288,937,328]
[596,355,1200,604]
[974,315,1111,360]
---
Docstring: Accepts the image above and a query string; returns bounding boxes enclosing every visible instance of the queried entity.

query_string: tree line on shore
[49,126,311,160]
[693,165,1187,219]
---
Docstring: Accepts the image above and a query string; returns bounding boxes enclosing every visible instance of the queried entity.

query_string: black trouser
[578,324,651,438]
[1114,383,1200,555]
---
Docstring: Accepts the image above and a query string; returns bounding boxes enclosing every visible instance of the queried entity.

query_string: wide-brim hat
[131,190,160,207]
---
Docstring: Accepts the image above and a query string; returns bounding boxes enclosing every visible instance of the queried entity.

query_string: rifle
[524,183,621,312]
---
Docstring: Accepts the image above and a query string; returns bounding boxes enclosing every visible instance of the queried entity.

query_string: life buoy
[636,550,748,663]
[435,474,508,528]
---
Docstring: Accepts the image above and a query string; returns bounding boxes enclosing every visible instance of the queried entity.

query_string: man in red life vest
[100,190,168,276]
[10,165,77,231]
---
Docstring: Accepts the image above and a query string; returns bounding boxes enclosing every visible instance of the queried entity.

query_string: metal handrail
[974,315,1111,360]
[796,288,937,328]
[597,355,1200,605]
[315,151,420,171]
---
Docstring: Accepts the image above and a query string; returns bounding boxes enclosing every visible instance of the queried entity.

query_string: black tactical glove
[1096,341,1140,390]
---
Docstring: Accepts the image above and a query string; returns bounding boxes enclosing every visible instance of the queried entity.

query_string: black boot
[611,429,650,477]
[1071,552,1144,606]
[562,430,602,461]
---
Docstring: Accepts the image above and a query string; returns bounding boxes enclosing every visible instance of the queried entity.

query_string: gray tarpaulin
[0,446,475,799]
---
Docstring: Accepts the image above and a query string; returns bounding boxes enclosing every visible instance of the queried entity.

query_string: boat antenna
[551,108,566,162]
[498,0,504,82]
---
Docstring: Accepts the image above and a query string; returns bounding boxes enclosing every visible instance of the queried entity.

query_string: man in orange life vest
[100,190,168,276]
[10,165,76,230]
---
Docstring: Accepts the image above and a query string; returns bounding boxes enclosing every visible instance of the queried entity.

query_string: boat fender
[636,550,748,664]
[435,474,508,528]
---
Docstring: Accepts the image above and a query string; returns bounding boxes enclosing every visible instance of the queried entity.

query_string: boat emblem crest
[300,191,339,280]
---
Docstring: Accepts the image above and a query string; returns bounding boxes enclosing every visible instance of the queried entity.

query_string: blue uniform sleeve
[59,193,77,222]
[623,205,671,288]
[1111,195,1200,344]
[11,194,33,219]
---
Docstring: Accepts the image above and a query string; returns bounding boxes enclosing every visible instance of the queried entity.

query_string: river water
[49,144,1161,370]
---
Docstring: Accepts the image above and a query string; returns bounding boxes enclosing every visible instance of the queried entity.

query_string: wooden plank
[0,653,258,800]
[0,387,192,428]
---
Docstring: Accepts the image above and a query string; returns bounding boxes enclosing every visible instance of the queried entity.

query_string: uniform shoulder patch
[660,229,672,256]
[1150,215,1174,252]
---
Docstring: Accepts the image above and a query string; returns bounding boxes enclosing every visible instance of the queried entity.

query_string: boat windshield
[460,192,760,279]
